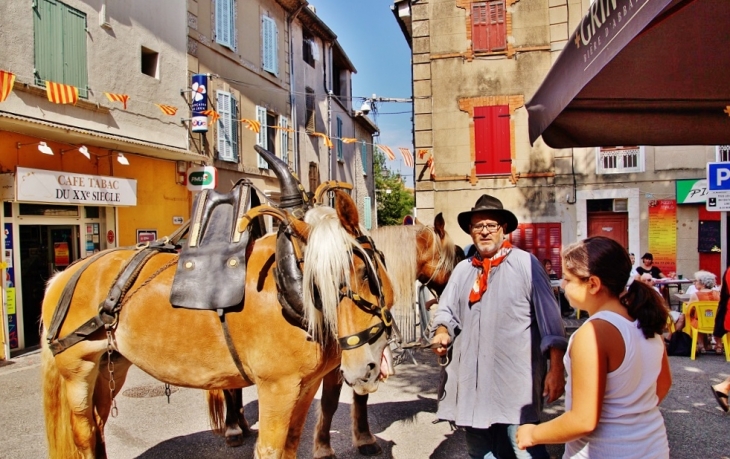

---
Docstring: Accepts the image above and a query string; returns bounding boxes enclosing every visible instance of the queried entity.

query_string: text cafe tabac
[14,167,137,206]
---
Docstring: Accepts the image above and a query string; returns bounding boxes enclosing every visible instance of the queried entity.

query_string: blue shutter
[262,16,278,75]
[216,0,234,50]
[256,105,268,168]
[364,197,372,230]
[336,117,343,161]
[231,97,239,162]
[217,91,234,161]
[279,115,289,164]
[361,142,367,175]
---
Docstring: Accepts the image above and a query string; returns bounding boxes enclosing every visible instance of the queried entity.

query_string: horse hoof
[225,434,244,447]
[358,442,382,456]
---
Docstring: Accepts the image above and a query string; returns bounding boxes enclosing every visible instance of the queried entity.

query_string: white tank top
[563,311,669,459]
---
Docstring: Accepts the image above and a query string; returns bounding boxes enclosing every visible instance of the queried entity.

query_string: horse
[208,213,461,458]
[40,190,395,459]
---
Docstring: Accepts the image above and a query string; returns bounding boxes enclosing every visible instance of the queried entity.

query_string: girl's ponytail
[622,280,669,338]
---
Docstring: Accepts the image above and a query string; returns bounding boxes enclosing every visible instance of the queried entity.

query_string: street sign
[706,190,730,211]
[187,166,217,191]
[706,162,730,191]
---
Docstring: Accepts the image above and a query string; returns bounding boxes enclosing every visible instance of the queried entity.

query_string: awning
[526,0,730,148]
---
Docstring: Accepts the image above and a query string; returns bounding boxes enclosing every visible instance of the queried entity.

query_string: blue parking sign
[707,162,730,191]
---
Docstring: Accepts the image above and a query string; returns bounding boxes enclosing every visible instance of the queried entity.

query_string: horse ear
[334,190,360,236]
[433,212,446,239]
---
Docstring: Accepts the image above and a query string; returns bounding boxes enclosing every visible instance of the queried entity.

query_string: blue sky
[311,0,414,185]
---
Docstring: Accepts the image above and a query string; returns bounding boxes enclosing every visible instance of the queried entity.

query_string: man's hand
[543,347,566,403]
[431,326,450,356]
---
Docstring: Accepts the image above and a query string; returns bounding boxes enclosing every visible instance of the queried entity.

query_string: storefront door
[19,225,79,347]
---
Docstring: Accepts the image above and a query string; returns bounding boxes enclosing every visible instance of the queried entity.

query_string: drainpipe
[287,4,305,177]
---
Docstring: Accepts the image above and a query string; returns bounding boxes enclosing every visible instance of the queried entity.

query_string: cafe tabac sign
[14,167,137,206]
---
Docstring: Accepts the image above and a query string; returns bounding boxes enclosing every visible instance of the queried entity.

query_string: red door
[587,212,628,249]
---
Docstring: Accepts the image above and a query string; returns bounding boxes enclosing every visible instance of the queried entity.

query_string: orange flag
[155,104,178,116]
[341,137,358,144]
[377,145,396,161]
[46,81,78,105]
[417,148,429,159]
[310,132,333,149]
[201,109,220,123]
[426,156,436,179]
[241,119,261,133]
[104,92,130,109]
[0,70,16,102]
[398,147,414,168]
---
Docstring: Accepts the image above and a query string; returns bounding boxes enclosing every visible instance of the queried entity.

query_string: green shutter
[361,142,367,175]
[62,5,87,98]
[364,196,372,230]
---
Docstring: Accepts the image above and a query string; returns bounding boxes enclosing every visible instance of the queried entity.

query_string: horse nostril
[361,362,377,382]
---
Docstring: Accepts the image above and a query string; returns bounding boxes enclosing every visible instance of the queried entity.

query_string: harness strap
[101,249,161,316]
[218,310,255,386]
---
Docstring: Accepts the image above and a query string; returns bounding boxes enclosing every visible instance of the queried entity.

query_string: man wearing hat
[430,194,568,458]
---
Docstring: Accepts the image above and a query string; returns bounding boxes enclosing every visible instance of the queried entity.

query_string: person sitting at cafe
[687,270,724,354]
[636,252,667,279]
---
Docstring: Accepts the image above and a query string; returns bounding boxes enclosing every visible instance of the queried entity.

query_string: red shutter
[472,4,488,51]
[510,223,563,278]
[474,105,511,175]
[488,1,507,51]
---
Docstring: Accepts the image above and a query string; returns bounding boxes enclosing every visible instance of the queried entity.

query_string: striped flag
[155,104,178,116]
[0,70,16,102]
[399,147,414,168]
[104,92,129,109]
[417,148,429,159]
[377,144,396,161]
[426,156,436,179]
[45,81,78,105]
[241,119,261,133]
[201,109,220,123]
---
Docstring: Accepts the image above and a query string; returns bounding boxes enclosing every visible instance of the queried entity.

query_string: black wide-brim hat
[457,194,518,234]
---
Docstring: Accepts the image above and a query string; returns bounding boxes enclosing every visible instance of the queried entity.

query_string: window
[216,91,238,162]
[596,146,644,174]
[309,161,319,193]
[336,117,344,161]
[33,0,88,98]
[305,87,315,132]
[266,112,277,158]
[472,1,506,52]
[256,105,268,168]
[363,196,372,230]
[215,0,235,50]
[303,30,315,67]
[261,16,278,75]
[716,145,730,162]
[361,142,368,175]
[474,105,511,175]
[279,115,289,164]
[509,223,562,278]
[141,47,158,78]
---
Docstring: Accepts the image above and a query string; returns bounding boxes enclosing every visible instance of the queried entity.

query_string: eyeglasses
[470,222,502,233]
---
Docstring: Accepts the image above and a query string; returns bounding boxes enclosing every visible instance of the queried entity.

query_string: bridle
[337,235,400,351]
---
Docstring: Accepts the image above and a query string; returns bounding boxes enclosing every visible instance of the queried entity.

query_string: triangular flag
[426,156,436,179]
[377,145,396,161]
[341,137,358,144]
[398,147,414,168]
[241,119,261,133]
[156,104,178,116]
[0,70,16,103]
[46,81,78,105]
[105,92,130,110]
[417,149,429,159]
[310,132,333,149]
[201,109,220,123]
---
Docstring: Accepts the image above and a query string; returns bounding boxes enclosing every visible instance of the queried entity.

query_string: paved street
[1,344,729,458]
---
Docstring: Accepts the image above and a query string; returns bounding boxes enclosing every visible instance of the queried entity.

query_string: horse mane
[370,225,418,313]
[430,225,457,282]
[301,206,361,342]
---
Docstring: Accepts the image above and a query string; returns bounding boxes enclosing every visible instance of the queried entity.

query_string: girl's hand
[516,424,536,450]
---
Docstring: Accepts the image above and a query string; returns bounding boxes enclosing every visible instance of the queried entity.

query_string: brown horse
[209,213,460,457]
[40,190,394,459]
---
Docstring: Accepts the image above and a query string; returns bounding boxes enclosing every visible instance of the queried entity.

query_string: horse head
[415,212,459,296]
[301,190,394,395]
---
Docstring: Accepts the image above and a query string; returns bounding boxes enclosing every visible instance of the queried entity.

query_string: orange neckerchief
[469,240,512,304]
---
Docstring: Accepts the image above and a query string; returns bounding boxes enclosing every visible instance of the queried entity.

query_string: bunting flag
[341,137,359,144]
[201,109,220,123]
[104,92,129,109]
[46,81,78,105]
[241,119,261,133]
[155,104,178,116]
[399,147,414,168]
[417,148,430,159]
[310,132,333,149]
[377,144,396,161]
[0,70,16,103]
[426,156,436,179]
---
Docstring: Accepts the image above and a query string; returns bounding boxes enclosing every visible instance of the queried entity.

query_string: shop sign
[675,178,708,204]
[15,167,137,206]
[190,74,209,133]
[187,166,217,191]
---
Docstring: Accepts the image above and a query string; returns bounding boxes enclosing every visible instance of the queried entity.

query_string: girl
[516,236,672,458]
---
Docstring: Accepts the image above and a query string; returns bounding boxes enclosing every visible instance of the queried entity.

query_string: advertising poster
[54,242,70,267]
[648,199,677,275]
[4,223,17,349]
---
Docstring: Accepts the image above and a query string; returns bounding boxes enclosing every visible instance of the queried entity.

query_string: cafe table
[654,278,693,310]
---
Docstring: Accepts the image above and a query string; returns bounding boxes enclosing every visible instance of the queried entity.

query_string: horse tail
[41,330,78,458]
[206,389,226,436]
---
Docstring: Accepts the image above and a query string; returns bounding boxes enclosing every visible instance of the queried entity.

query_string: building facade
[393,0,722,281]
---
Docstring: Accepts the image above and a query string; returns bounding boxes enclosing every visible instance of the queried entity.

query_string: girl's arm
[517,320,616,447]
[656,347,672,404]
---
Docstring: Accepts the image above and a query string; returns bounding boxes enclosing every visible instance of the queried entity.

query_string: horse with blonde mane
[40,190,394,459]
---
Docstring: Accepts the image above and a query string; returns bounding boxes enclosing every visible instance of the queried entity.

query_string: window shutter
[474,105,511,175]
[361,142,368,175]
[471,3,488,51]
[279,115,289,164]
[510,223,563,278]
[231,97,239,162]
[262,16,278,75]
[217,91,234,161]
[62,5,87,98]
[488,1,506,51]
[216,0,234,49]
[363,196,372,230]
[256,105,268,168]
[336,117,343,161]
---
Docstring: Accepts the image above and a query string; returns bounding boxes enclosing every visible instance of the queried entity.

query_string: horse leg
[224,388,252,447]
[313,367,343,459]
[284,380,323,459]
[92,353,133,458]
[352,392,381,455]
[255,378,310,459]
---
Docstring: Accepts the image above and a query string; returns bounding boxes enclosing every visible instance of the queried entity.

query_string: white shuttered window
[261,16,278,75]
[279,115,289,164]
[215,0,235,50]
[256,105,269,169]
[217,91,238,162]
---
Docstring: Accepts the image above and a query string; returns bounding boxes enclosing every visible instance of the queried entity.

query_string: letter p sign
[707,163,730,191]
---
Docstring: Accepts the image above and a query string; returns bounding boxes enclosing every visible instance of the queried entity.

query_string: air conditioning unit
[613,198,628,212]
